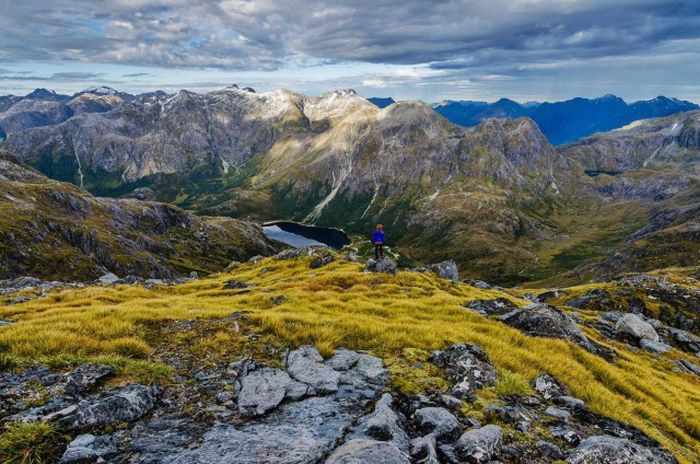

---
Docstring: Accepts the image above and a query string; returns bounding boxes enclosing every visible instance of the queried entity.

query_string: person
[371,224,385,260]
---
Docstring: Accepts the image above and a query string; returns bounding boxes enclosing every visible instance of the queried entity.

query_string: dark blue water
[263,222,350,250]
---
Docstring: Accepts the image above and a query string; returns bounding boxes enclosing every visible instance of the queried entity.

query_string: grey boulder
[500,303,601,355]
[640,339,672,354]
[615,313,659,342]
[52,384,158,431]
[429,343,497,401]
[237,367,312,416]
[532,373,568,400]
[364,257,397,275]
[96,273,120,284]
[455,424,503,463]
[429,260,458,281]
[567,435,677,464]
[410,434,440,464]
[351,393,409,449]
[63,364,115,397]
[414,407,463,442]
[326,439,410,464]
[286,346,340,393]
[60,433,117,463]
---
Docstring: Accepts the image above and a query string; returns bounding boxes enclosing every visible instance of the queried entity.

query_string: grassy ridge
[0,256,699,462]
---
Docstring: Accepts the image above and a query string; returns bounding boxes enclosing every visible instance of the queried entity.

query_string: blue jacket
[372,230,385,244]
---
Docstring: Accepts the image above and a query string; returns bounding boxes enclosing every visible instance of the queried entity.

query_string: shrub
[106,337,151,359]
[0,353,18,372]
[494,370,533,397]
[0,421,64,464]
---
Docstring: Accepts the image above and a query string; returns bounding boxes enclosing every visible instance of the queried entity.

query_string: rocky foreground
[0,249,698,463]
[0,345,679,463]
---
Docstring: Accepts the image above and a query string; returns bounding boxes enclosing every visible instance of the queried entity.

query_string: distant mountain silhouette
[432,95,699,145]
[367,97,395,108]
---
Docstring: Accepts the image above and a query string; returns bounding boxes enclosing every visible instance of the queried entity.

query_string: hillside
[0,252,698,463]
[548,111,700,284]
[0,151,278,281]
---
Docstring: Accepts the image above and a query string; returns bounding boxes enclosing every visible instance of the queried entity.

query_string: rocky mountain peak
[25,88,62,100]
[79,86,120,96]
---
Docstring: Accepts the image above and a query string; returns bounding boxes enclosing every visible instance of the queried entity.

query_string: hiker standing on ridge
[372,224,385,260]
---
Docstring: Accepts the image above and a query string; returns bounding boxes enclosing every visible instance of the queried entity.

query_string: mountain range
[0,85,698,284]
[427,95,699,145]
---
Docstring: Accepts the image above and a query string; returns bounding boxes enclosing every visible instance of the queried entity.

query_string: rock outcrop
[615,313,660,343]
[500,303,613,359]
[364,257,398,275]
[429,344,497,401]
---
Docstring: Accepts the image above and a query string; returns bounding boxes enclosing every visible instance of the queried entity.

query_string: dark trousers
[374,243,384,259]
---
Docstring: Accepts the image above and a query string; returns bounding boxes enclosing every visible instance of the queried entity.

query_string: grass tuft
[105,337,151,359]
[0,422,65,464]
[494,369,534,397]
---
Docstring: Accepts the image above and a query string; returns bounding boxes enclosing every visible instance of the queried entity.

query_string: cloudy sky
[1,0,699,102]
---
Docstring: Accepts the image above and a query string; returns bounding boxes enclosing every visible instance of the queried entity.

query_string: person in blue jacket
[372,224,385,260]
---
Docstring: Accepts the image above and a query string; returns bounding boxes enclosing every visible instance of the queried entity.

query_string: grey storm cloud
[123,72,151,77]
[1,0,699,71]
[50,72,105,79]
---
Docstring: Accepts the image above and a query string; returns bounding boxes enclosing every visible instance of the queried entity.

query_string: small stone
[309,251,335,269]
[532,373,567,400]
[549,425,582,445]
[545,406,571,421]
[215,392,234,404]
[679,359,700,376]
[223,280,252,290]
[225,261,241,271]
[96,273,120,284]
[286,346,340,393]
[410,434,440,464]
[455,425,503,464]
[414,407,463,442]
[364,257,398,275]
[640,339,672,354]
[326,439,410,464]
[270,294,287,305]
[536,440,564,460]
[552,395,585,410]
[439,394,462,410]
[237,368,292,416]
[615,313,659,342]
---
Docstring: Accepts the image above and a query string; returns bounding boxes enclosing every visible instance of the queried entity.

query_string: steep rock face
[0,151,278,281]
[559,110,700,172]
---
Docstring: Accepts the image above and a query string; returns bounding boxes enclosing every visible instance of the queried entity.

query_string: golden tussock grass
[0,256,699,462]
